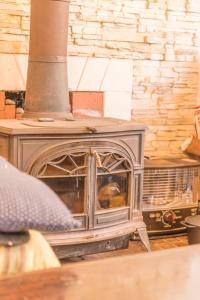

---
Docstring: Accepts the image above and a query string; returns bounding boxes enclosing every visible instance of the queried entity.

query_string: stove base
[45,218,150,258]
[53,234,131,259]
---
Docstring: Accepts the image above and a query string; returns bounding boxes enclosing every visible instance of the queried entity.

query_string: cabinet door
[91,148,133,229]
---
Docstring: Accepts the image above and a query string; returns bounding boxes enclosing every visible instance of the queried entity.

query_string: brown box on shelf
[0,91,5,111]
[70,91,104,118]
[5,104,16,119]
[0,111,5,119]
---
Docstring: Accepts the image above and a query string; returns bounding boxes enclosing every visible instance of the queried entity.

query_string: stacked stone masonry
[0,0,200,157]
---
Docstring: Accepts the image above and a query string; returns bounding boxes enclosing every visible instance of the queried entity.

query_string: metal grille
[143,159,200,210]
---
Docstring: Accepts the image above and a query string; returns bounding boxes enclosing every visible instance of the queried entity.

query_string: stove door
[91,148,133,229]
[28,141,135,231]
[32,150,90,230]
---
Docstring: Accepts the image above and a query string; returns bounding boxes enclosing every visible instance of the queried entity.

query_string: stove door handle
[86,127,98,133]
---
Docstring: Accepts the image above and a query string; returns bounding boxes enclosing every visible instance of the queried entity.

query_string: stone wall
[1,0,200,157]
[0,0,30,54]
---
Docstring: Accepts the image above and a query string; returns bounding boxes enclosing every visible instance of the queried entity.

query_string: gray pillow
[0,157,79,232]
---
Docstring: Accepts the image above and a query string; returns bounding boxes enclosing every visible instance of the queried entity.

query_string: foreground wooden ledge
[0,244,200,300]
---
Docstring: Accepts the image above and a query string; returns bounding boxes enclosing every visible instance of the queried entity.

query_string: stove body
[0,118,150,257]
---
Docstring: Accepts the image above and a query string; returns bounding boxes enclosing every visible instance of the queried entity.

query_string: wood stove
[0,0,150,257]
[0,118,149,257]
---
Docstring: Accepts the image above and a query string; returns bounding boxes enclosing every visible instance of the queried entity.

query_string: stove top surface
[0,118,146,135]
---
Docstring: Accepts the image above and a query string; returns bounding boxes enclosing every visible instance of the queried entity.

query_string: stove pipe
[24,0,71,119]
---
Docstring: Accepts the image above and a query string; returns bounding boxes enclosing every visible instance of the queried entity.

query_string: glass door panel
[42,177,85,214]
[37,152,88,215]
[97,172,129,210]
[94,151,132,212]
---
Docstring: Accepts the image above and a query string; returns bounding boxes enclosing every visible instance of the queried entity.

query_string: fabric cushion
[0,157,79,232]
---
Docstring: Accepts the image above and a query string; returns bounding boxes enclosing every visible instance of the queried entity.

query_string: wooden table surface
[0,244,200,300]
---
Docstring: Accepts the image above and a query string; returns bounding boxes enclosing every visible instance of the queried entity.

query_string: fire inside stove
[142,158,200,236]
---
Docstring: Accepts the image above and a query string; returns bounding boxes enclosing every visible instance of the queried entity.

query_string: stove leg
[136,226,151,252]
